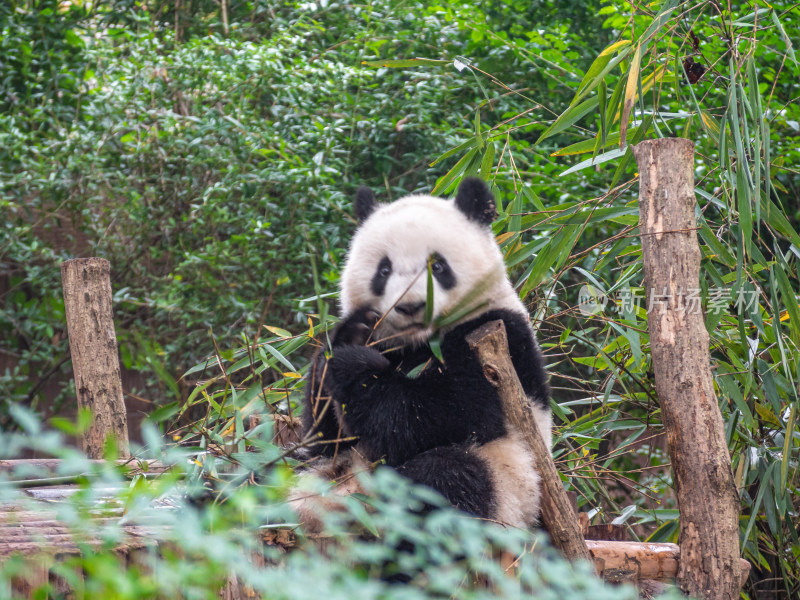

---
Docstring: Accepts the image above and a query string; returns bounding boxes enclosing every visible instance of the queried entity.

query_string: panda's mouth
[380,318,429,339]
[385,318,425,332]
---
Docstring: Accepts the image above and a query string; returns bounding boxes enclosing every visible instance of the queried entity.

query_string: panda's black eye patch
[371,256,392,296]
[430,253,456,290]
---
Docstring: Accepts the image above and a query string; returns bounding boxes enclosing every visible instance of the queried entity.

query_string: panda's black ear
[455,177,496,226]
[355,186,377,223]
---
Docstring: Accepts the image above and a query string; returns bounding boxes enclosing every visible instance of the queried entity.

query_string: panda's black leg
[396,444,496,520]
[376,446,496,584]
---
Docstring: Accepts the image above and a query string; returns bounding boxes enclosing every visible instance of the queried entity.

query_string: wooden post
[466,320,591,562]
[632,139,742,599]
[61,258,129,458]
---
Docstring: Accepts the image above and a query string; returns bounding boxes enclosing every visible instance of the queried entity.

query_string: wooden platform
[0,461,750,598]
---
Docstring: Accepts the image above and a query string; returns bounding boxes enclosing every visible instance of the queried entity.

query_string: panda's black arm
[325,345,506,466]
[443,308,551,409]
[299,307,383,457]
[300,350,353,457]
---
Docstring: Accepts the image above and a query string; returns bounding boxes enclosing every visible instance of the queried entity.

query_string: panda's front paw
[332,307,381,347]
[327,345,390,389]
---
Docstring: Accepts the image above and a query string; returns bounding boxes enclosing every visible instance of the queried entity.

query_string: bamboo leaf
[699,221,736,266]
[605,71,626,126]
[264,326,292,338]
[431,147,478,195]
[762,195,800,249]
[147,402,180,423]
[430,138,479,167]
[536,97,600,146]
[259,344,296,373]
[479,142,495,179]
[738,165,753,257]
[571,44,632,107]
[559,147,627,177]
[782,407,795,489]
[639,0,678,44]
[505,237,548,268]
[508,191,522,233]
[520,224,582,297]
[619,44,641,148]
[429,335,443,363]
[598,79,607,149]
[361,58,449,68]
[552,117,681,156]
[770,9,797,67]
[774,257,800,345]
[521,186,546,212]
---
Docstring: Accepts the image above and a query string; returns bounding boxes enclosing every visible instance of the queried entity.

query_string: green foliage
[3,0,800,596]
[0,0,504,419]
[0,411,667,599]
[311,0,800,594]
[401,0,800,595]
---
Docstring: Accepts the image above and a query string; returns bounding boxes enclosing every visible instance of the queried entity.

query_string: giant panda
[293,177,551,530]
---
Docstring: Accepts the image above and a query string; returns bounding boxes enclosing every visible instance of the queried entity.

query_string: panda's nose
[395,301,426,317]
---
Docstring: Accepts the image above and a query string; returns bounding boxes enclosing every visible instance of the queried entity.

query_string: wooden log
[0,459,167,479]
[0,526,158,557]
[7,554,51,599]
[586,541,750,587]
[61,258,129,459]
[466,320,591,562]
[632,139,743,598]
[22,485,121,501]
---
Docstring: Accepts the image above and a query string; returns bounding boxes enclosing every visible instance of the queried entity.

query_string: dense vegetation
[1,0,799,597]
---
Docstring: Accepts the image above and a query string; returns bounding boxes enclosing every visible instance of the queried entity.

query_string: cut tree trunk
[61,258,129,458]
[585,541,750,586]
[466,320,591,562]
[632,138,742,599]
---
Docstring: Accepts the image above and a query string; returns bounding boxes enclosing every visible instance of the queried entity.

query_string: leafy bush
[1,0,526,417]
[0,409,676,600]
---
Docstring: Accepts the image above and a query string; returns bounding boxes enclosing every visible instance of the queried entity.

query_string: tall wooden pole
[61,258,129,458]
[632,139,741,599]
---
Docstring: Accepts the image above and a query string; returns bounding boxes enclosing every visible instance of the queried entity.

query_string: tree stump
[632,139,742,599]
[61,258,129,458]
[466,320,591,562]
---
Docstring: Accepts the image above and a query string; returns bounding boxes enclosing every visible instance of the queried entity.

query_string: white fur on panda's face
[340,194,525,345]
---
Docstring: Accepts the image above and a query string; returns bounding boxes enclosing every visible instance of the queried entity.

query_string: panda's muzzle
[394,301,426,318]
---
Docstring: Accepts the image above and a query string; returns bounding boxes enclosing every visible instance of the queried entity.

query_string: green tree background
[1,0,799,597]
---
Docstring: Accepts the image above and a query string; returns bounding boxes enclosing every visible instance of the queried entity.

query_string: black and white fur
[294,178,551,529]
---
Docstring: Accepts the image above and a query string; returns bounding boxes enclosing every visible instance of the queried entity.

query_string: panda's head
[339,178,526,346]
